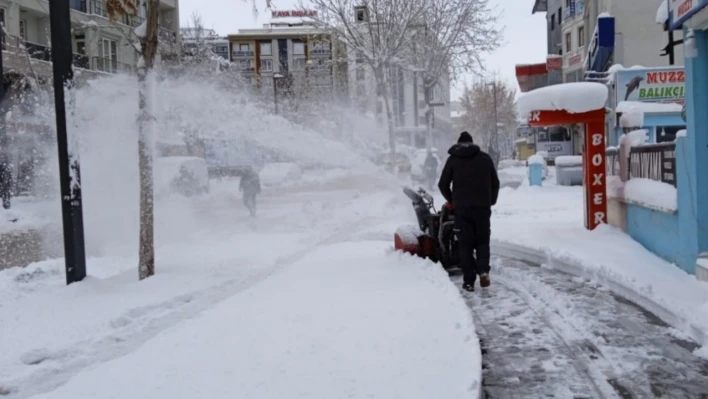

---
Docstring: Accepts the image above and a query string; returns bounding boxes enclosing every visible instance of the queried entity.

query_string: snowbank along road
[457,255,708,399]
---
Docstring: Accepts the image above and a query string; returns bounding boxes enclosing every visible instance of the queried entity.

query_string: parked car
[154,156,210,197]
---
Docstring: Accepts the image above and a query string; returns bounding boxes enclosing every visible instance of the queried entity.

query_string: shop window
[656,126,683,143]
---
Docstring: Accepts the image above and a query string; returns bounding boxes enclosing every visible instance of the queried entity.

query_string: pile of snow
[489,183,708,355]
[619,129,649,156]
[624,178,677,212]
[259,162,303,186]
[677,129,688,138]
[656,0,668,24]
[518,82,609,117]
[618,104,645,128]
[554,155,582,166]
[616,101,682,114]
[528,154,546,165]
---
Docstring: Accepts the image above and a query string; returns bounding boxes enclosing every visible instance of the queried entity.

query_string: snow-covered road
[461,256,708,399]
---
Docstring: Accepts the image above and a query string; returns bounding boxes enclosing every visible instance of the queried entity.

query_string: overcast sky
[178,0,547,100]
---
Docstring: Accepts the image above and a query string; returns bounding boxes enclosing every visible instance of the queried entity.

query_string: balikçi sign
[615,66,685,104]
[271,10,318,18]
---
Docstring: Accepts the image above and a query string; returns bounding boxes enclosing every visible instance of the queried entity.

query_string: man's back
[438,142,500,209]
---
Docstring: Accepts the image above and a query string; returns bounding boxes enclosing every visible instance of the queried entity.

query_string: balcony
[232,50,254,58]
[6,40,90,70]
[562,0,584,22]
[311,48,332,57]
[91,57,135,74]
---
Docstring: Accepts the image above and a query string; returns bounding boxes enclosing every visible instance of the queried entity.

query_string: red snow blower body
[394,187,460,270]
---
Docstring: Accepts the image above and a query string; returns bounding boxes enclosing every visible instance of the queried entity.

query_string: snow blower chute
[394,187,459,270]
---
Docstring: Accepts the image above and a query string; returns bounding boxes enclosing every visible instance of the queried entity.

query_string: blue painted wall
[611,113,685,146]
[626,204,679,265]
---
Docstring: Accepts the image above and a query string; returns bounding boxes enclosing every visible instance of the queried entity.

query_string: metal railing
[6,39,89,70]
[629,143,676,187]
[233,50,254,57]
[606,147,619,178]
[91,56,135,74]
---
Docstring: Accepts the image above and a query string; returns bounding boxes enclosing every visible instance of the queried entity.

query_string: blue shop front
[612,66,686,146]
[665,0,708,280]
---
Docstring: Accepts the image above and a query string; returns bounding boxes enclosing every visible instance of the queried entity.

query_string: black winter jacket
[438,143,500,208]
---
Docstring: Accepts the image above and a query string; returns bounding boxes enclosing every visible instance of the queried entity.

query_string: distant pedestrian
[239,167,261,217]
[438,132,500,292]
[423,149,438,191]
[0,161,12,209]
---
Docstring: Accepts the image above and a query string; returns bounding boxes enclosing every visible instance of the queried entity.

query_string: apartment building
[227,15,348,100]
[0,0,180,78]
[583,0,682,74]
[561,0,586,82]
[527,0,563,87]
[181,28,229,60]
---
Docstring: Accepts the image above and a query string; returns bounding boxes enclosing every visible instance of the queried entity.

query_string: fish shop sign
[615,66,685,104]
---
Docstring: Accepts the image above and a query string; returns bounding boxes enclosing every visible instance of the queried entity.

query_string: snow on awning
[517,82,609,117]
[656,0,668,24]
[616,101,682,114]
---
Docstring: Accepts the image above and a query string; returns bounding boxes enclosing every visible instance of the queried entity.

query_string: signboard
[615,66,685,105]
[271,9,317,18]
[669,0,708,30]
[536,141,573,158]
[546,55,562,70]
[584,126,607,230]
[569,54,582,66]
[586,15,615,73]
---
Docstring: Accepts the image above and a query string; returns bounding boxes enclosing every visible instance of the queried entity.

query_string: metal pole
[0,24,10,210]
[668,29,675,65]
[273,76,278,114]
[425,83,432,150]
[49,0,87,285]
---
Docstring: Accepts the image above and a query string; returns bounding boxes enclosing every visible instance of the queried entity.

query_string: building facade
[228,18,348,102]
[181,28,229,60]
[583,0,683,77]
[561,0,586,82]
[0,0,180,79]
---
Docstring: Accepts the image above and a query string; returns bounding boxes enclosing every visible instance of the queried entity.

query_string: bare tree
[304,0,427,169]
[107,0,159,280]
[410,0,501,148]
[459,79,517,154]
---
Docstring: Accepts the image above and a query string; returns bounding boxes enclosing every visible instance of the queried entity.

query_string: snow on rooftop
[616,101,683,114]
[517,82,609,116]
[656,0,668,24]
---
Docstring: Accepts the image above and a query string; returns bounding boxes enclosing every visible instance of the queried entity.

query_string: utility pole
[488,82,500,167]
[49,0,87,285]
[0,25,10,210]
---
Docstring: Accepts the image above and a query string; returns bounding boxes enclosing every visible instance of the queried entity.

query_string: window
[97,38,117,72]
[239,43,250,51]
[558,7,562,26]
[261,59,273,72]
[19,20,26,40]
[293,42,305,55]
[578,26,585,47]
[75,35,86,55]
[565,32,572,52]
[0,8,5,28]
[656,126,683,143]
[239,59,251,69]
[293,58,307,69]
[355,6,367,22]
[551,14,555,30]
[549,126,569,142]
[260,42,272,56]
[356,67,365,80]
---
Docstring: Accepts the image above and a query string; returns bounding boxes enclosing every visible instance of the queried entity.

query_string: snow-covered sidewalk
[0,171,482,399]
[28,241,480,399]
[492,183,708,357]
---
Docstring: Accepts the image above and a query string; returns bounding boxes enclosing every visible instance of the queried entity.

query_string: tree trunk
[375,67,396,172]
[138,0,160,280]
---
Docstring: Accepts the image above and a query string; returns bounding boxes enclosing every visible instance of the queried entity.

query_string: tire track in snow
[459,256,708,399]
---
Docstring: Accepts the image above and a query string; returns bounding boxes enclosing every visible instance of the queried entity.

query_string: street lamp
[273,73,284,114]
[49,0,87,285]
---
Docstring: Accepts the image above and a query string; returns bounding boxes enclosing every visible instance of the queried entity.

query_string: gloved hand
[444,201,453,210]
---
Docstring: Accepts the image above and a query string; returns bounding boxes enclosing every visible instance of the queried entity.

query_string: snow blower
[394,186,459,270]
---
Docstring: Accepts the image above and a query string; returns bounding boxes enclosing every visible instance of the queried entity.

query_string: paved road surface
[454,256,708,399]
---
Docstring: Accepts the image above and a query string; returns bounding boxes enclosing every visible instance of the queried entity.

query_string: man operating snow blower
[438,132,500,292]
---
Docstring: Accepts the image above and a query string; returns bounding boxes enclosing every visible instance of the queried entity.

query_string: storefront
[667,0,708,280]
[611,66,686,145]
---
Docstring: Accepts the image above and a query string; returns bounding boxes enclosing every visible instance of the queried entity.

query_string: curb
[491,239,708,349]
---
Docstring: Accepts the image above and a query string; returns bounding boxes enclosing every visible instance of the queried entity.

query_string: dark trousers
[454,207,492,284]
[243,192,257,216]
